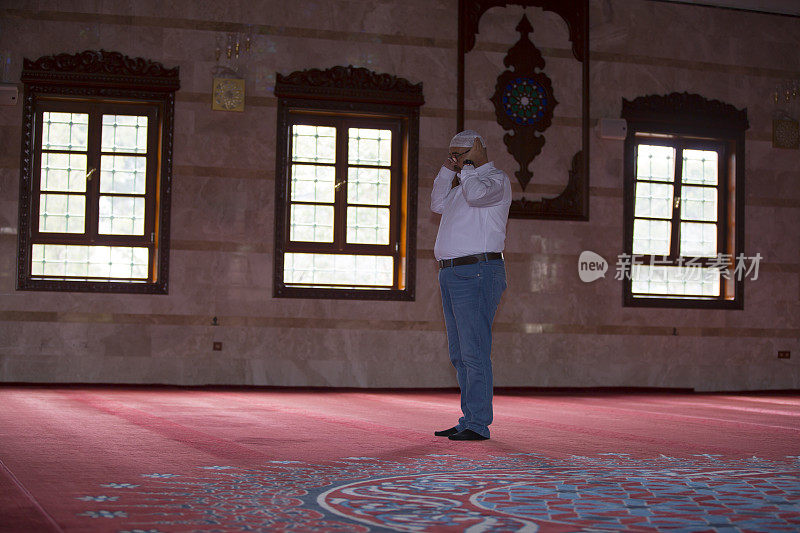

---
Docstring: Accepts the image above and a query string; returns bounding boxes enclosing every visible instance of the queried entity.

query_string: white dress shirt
[431,161,512,261]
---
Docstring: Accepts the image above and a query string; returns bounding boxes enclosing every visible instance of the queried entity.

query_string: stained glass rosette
[502,78,550,126]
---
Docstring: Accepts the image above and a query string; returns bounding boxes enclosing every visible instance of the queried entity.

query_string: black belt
[438,252,503,269]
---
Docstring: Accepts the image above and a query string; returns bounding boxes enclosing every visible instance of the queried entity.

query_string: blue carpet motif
[79,454,800,532]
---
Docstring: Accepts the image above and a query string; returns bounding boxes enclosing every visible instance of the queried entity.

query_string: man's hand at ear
[463,138,488,167]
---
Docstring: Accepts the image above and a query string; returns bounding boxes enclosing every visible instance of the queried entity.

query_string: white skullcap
[449,129,486,149]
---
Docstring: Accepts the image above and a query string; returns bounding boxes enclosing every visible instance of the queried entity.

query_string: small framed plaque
[772,118,799,149]
[212,77,245,112]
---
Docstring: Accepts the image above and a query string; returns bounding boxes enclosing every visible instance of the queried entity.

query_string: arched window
[17,50,179,294]
[621,93,748,309]
[273,66,423,300]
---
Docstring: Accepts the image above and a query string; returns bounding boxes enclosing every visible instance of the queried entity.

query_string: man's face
[448,146,470,169]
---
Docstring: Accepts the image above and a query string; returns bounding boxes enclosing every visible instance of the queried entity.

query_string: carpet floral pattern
[76,453,800,532]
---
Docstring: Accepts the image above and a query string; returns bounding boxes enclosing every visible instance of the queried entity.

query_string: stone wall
[0,0,798,390]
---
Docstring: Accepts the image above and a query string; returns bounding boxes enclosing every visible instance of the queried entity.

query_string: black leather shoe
[448,429,489,441]
[434,426,459,437]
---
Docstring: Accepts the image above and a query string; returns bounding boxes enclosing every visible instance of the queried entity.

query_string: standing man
[431,130,512,441]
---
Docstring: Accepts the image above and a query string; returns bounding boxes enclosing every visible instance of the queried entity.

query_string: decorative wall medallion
[773,118,799,149]
[212,77,245,112]
[458,0,590,220]
[491,14,557,191]
[500,77,551,126]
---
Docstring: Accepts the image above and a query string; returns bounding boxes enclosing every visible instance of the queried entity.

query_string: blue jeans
[438,258,507,438]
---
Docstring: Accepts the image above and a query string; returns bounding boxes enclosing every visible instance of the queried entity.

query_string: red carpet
[0,386,798,532]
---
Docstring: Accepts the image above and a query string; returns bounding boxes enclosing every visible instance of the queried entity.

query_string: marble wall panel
[1,321,94,358]
[745,234,796,270]
[744,171,782,202]
[0,187,19,231]
[587,0,795,69]
[589,140,625,189]
[0,0,798,391]
[745,205,800,262]
[171,176,273,244]
[747,141,800,176]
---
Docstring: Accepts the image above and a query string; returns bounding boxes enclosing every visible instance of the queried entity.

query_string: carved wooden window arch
[458,0,589,220]
[273,66,424,300]
[17,50,179,294]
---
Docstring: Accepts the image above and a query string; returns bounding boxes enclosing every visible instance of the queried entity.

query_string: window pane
[633,181,672,219]
[40,153,87,192]
[347,167,391,206]
[284,253,393,287]
[31,244,149,280]
[346,207,390,245]
[632,218,670,255]
[682,149,718,185]
[39,193,85,233]
[681,186,717,222]
[349,128,391,166]
[290,204,334,242]
[290,164,335,203]
[632,264,720,297]
[292,125,336,163]
[98,196,145,235]
[636,145,675,182]
[100,155,147,194]
[42,112,88,151]
[680,222,717,257]
[102,115,148,153]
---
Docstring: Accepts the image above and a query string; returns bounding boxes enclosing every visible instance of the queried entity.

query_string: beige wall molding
[0,310,797,338]
[0,311,800,338]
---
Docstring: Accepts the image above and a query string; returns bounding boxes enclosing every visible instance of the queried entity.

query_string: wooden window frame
[283,114,402,258]
[273,66,423,300]
[621,93,748,309]
[16,50,179,294]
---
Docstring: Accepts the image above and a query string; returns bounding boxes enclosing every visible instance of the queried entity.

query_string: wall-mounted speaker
[597,118,627,140]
